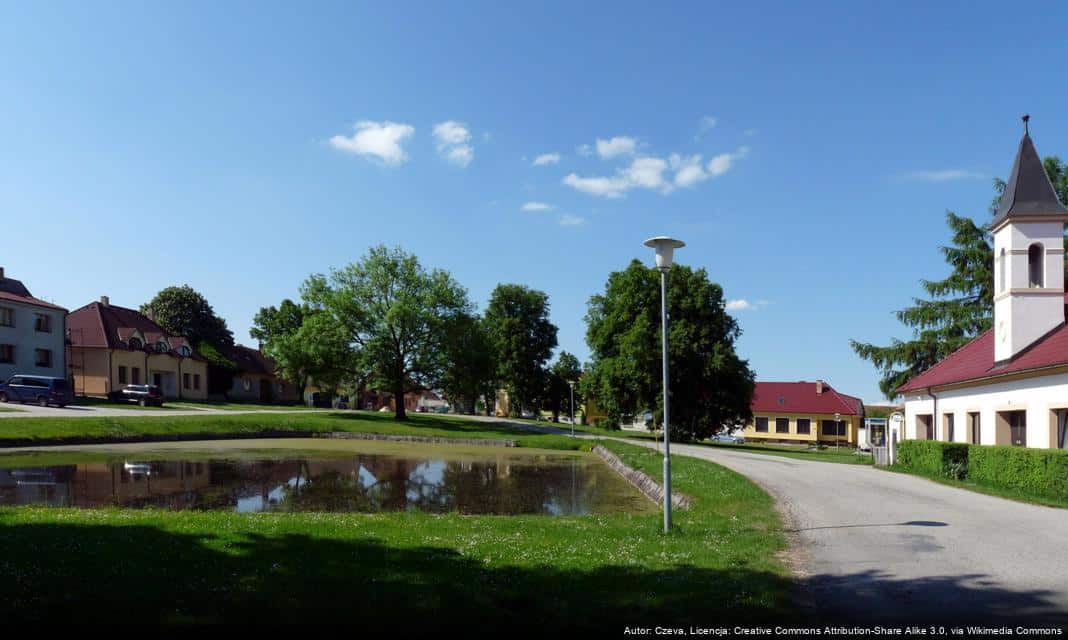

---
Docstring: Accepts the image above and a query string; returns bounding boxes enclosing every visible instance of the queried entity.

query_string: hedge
[895,440,1068,501]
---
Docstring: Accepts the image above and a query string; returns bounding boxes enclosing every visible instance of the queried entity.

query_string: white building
[899,119,1068,450]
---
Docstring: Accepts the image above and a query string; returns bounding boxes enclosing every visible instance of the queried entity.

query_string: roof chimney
[100,296,109,307]
[816,380,824,395]
[0,267,5,280]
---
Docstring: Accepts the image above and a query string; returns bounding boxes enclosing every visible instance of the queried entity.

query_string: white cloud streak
[329,120,415,166]
[559,214,585,226]
[533,153,561,166]
[433,120,474,167]
[595,136,638,159]
[902,169,986,182]
[521,202,554,212]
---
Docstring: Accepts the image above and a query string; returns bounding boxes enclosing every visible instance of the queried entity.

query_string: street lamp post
[568,380,575,437]
[835,412,841,451]
[644,235,685,534]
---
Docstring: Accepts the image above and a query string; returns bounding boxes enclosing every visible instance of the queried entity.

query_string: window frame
[34,314,51,333]
[0,307,13,327]
[796,418,811,434]
[775,417,790,434]
[0,344,13,364]
[34,348,52,368]
[754,417,769,432]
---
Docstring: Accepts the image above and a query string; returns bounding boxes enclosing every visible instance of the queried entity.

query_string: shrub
[896,440,953,476]
[968,445,1068,502]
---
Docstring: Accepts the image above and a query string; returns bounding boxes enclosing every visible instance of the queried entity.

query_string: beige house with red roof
[743,380,864,446]
[899,122,1068,450]
[225,344,299,404]
[67,296,208,400]
[0,267,67,382]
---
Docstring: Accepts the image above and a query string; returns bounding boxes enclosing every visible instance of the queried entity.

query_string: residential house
[743,380,864,446]
[67,296,209,400]
[225,344,299,404]
[899,123,1068,450]
[0,267,67,382]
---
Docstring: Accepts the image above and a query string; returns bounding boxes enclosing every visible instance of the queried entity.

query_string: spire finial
[1023,114,1030,134]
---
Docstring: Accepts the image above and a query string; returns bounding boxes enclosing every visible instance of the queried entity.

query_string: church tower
[993,116,1068,363]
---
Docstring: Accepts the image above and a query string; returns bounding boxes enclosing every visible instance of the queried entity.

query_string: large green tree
[584,260,755,442]
[250,299,307,346]
[852,156,1068,399]
[141,285,233,347]
[264,311,355,404]
[303,245,471,420]
[544,351,582,423]
[440,313,496,415]
[483,284,558,417]
[142,285,235,394]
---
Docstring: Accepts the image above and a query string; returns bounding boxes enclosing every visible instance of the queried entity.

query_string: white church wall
[903,373,1067,449]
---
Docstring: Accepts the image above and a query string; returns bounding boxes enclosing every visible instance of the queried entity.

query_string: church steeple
[993,115,1068,230]
[992,116,1068,363]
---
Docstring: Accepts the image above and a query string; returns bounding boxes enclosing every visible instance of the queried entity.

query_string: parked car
[713,433,745,444]
[0,375,73,407]
[118,384,165,407]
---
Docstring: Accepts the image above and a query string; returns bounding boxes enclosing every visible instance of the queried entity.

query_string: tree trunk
[393,380,407,421]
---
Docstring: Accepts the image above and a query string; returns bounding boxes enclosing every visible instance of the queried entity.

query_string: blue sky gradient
[3,1,1068,402]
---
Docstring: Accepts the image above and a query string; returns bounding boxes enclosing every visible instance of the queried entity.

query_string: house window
[193,374,200,390]
[0,344,13,364]
[0,307,13,327]
[968,412,981,444]
[178,346,191,357]
[132,367,141,385]
[183,373,190,389]
[1028,243,1044,288]
[118,366,128,384]
[775,417,789,433]
[129,337,143,350]
[1009,411,1027,447]
[156,341,169,353]
[35,349,52,367]
[754,417,769,432]
[796,418,811,434]
[34,314,51,333]
[944,413,955,442]
[822,420,843,437]
[243,378,252,392]
[1056,411,1068,450]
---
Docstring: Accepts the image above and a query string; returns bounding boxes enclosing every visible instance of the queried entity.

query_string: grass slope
[0,438,793,627]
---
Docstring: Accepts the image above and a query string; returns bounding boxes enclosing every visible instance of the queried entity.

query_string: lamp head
[643,236,686,271]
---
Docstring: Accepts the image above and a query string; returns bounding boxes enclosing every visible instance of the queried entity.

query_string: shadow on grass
[330,412,572,441]
[1,520,1064,627]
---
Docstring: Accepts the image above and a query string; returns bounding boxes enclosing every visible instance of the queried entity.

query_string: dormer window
[156,341,169,353]
[1028,243,1044,288]
[128,337,143,350]
[178,346,191,357]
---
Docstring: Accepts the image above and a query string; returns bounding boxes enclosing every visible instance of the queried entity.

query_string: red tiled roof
[67,301,201,362]
[751,381,863,416]
[897,294,1068,393]
[0,290,67,312]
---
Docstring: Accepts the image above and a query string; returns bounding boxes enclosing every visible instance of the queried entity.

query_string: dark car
[0,375,73,407]
[119,384,165,407]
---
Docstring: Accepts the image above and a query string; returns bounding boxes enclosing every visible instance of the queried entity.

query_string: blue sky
[3,1,1068,403]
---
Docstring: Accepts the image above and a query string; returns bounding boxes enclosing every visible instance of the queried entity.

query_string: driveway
[630,440,1068,625]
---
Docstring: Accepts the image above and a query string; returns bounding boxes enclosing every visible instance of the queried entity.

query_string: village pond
[0,438,656,515]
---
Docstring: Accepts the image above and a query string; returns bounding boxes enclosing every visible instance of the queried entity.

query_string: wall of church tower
[993,220,1065,362]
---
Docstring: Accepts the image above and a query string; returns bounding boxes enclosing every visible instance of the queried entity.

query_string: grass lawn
[0,438,793,627]
[880,466,1068,510]
[0,405,22,412]
[0,411,582,450]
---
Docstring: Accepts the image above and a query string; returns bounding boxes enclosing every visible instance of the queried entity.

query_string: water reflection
[0,451,653,515]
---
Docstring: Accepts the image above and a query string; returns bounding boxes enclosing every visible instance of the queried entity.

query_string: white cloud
[670,154,709,188]
[902,169,986,182]
[726,299,769,311]
[695,115,717,140]
[329,120,415,166]
[521,201,554,212]
[576,143,593,156]
[562,173,630,198]
[533,153,561,166]
[596,136,638,159]
[433,120,474,167]
[622,156,669,190]
[708,152,733,177]
[559,214,585,226]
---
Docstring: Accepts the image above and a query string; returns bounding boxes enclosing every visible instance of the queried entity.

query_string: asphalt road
[636,440,1068,625]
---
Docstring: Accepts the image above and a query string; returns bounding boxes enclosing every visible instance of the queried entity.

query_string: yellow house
[67,297,209,400]
[743,380,864,446]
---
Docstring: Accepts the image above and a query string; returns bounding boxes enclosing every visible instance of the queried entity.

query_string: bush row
[895,440,1068,501]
